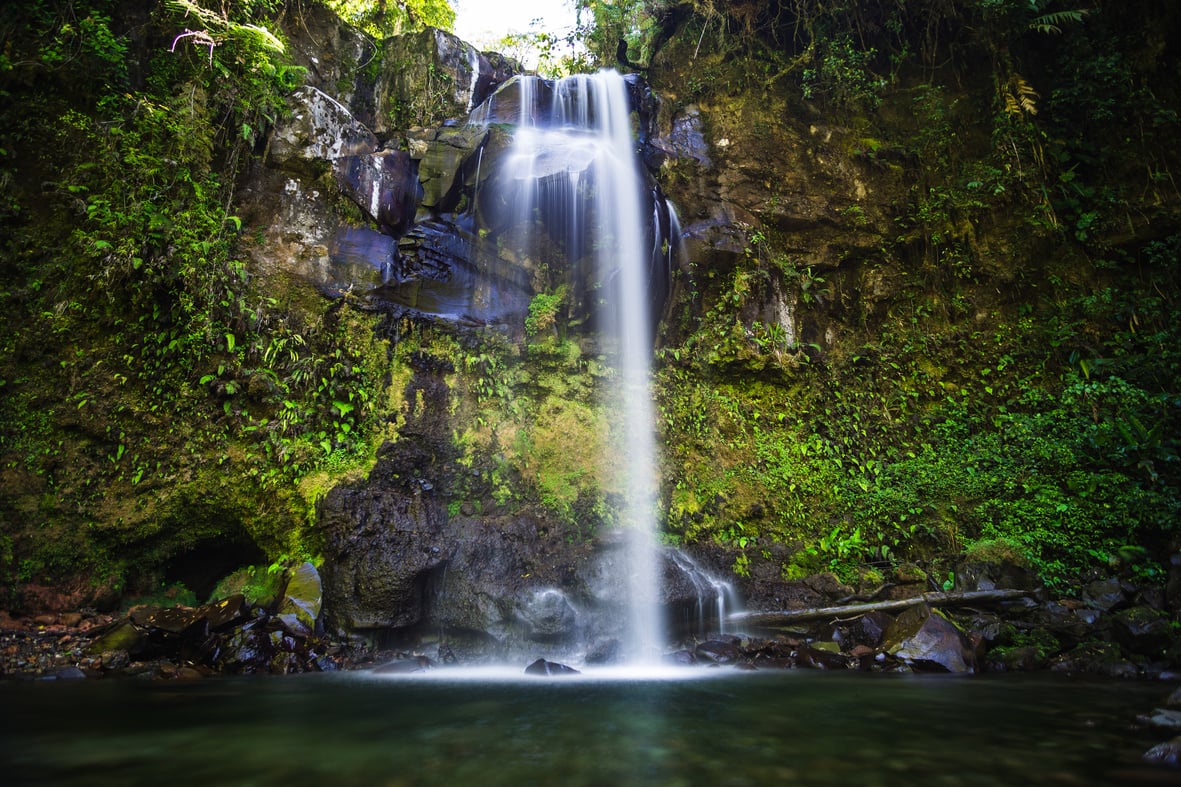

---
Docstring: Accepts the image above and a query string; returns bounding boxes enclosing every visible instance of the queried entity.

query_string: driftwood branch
[729,589,1033,627]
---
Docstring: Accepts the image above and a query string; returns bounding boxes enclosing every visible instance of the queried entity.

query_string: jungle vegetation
[0,0,1177,606]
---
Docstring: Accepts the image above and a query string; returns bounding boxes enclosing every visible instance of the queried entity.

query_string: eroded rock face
[268,86,379,174]
[336,150,422,236]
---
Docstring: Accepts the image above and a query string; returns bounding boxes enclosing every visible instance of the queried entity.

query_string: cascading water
[475,71,670,663]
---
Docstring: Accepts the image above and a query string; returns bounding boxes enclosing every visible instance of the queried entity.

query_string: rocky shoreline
[3,559,1179,681]
[6,559,1181,768]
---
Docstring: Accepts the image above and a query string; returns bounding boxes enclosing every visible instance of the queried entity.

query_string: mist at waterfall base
[0,672,1167,786]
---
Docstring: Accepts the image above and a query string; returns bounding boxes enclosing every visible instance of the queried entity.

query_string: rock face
[375,28,519,134]
[268,86,379,173]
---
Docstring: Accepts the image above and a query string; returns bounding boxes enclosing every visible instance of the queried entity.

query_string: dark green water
[0,669,1173,786]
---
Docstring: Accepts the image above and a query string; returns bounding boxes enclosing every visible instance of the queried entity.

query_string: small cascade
[669,551,741,640]
[474,71,672,663]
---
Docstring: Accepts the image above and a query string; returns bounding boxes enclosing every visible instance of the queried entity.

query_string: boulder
[268,86,378,175]
[375,28,518,134]
[1111,605,1173,658]
[794,643,851,670]
[405,124,489,213]
[1144,736,1181,767]
[695,638,742,665]
[524,658,580,676]
[519,589,579,642]
[1082,577,1128,612]
[832,610,891,652]
[335,150,421,237]
[1144,709,1181,731]
[883,603,976,673]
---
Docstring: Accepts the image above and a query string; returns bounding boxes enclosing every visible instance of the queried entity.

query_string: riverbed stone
[884,603,976,673]
[524,658,580,676]
[695,638,742,665]
[1111,605,1173,658]
[1144,735,1181,766]
[1144,709,1181,730]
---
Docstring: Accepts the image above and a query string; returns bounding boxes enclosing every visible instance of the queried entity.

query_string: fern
[1004,74,1039,116]
[1029,10,1089,35]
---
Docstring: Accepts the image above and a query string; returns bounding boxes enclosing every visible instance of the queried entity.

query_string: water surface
[0,670,1171,786]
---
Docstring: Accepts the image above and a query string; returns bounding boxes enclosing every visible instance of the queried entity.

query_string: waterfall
[478,71,668,663]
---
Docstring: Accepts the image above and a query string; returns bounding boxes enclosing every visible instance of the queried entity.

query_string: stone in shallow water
[1144,736,1181,766]
[524,658,579,676]
[1144,709,1181,730]
[694,639,742,665]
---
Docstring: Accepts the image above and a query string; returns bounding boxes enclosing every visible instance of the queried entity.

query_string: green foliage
[525,287,567,338]
[573,0,657,68]
[0,0,396,596]
[323,0,455,38]
[801,33,884,111]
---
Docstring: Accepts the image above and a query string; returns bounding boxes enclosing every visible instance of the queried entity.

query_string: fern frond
[1003,74,1039,116]
[1030,10,1089,35]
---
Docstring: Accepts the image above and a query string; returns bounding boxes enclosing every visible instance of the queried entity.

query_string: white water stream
[486,71,665,662]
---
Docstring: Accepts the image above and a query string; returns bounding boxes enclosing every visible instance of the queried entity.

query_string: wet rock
[663,649,697,666]
[277,562,323,635]
[1111,606,1173,658]
[40,666,86,680]
[406,124,488,212]
[956,562,1043,594]
[1167,686,1181,709]
[373,655,436,674]
[884,603,976,673]
[586,638,625,665]
[87,620,145,657]
[794,643,850,670]
[335,150,421,238]
[1143,709,1181,731]
[201,595,250,630]
[519,588,578,642]
[1168,553,1181,612]
[654,105,712,168]
[1082,577,1128,611]
[1143,736,1181,766]
[1048,642,1139,678]
[143,607,205,636]
[100,649,130,670]
[989,645,1045,672]
[695,639,742,665]
[959,612,1006,645]
[524,658,580,676]
[832,610,891,652]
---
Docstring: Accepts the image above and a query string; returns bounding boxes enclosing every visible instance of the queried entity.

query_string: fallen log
[729,588,1034,627]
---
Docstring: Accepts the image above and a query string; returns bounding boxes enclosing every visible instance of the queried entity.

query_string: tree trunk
[729,589,1033,626]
